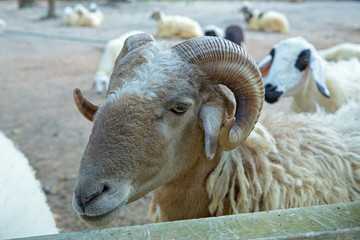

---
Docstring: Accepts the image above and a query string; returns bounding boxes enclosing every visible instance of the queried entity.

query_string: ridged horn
[73,88,98,122]
[173,37,264,150]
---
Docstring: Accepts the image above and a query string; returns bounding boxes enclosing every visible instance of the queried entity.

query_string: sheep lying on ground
[93,30,144,93]
[240,6,290,34]
[62,3,104,27]
[204,25,225,38]
[71,34,360,227]
[0,131,59,239]
[151,11,203,39]
[319,42,360,62]
[258,37,360,113]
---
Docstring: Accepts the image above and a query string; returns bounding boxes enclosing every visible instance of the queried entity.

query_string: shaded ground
[0,0,359,234]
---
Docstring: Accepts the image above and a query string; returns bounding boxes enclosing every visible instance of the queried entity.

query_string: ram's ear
[310,52,330,98]
[200,102,224,160]
[258,54,272,78]
[200,85,236,160]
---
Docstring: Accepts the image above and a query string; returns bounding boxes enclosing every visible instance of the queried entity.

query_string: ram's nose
[264,84,283,103]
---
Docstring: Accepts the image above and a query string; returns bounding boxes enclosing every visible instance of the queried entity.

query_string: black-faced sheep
[0,131,59,238]
[151,11,203,39]
[258,37,360,113]
[71,34,360,227]
[240,6,290,34]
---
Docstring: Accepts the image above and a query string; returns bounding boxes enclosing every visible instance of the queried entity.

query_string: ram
[72,34,360,227]
[0,131,59,239]
[258,37,360,113]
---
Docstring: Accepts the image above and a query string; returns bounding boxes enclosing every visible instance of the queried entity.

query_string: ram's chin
[79,204,124,228]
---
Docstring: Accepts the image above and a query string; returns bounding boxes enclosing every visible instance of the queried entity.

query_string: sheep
[151,10,203,39]
[204,25,245,48]
[240,6,290,34]
[93,30,144,93]
[62,3,104,27]
[0,131,59,239]
[71,34,360,228]
[319,42,360,62]
[204,25,225,38]
[258,37,360,113]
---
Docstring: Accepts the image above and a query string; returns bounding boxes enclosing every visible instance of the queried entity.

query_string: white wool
[319,43,360,62]
[0,131,59,239]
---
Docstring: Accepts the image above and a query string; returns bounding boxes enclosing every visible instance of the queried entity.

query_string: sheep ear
[200,103,224,160]
[258,54,272,78]
[310,53,331,98]
[118,33,155,59]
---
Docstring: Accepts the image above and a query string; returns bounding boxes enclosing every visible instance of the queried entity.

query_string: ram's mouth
[79,203,125,228]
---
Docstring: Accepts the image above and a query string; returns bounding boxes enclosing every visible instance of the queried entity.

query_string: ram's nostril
[103,184,110,193]
[76,186,105,209]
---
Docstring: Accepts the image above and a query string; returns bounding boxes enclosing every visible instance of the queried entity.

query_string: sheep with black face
[259,37,360,113]
[72,34,360,227]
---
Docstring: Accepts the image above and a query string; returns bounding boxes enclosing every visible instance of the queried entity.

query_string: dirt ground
[0,0,359,234]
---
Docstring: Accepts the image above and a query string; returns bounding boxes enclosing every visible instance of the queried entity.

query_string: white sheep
[71,34,360,227]
[93,30,144,93]
[240,6,290,34]
[151,11,203,39]
[0,131,59,239]
[258,37,360,113]
[319,42,360,62]
[62,3,104,27]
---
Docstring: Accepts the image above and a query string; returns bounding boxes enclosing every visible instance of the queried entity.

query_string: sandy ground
[0,0,359,234]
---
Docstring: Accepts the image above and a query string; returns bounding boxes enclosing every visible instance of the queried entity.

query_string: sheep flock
[1,0,360,237]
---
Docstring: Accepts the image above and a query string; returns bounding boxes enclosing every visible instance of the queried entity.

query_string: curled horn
[173,37,264,150]
[73,88,98,122]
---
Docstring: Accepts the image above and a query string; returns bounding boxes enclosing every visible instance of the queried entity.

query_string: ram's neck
[150,152,221,222]
[149,123,276,222]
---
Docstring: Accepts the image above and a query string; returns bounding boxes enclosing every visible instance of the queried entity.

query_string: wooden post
[47,0,56,18]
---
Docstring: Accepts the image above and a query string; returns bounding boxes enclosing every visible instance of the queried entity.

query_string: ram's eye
[171,103,188,114]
